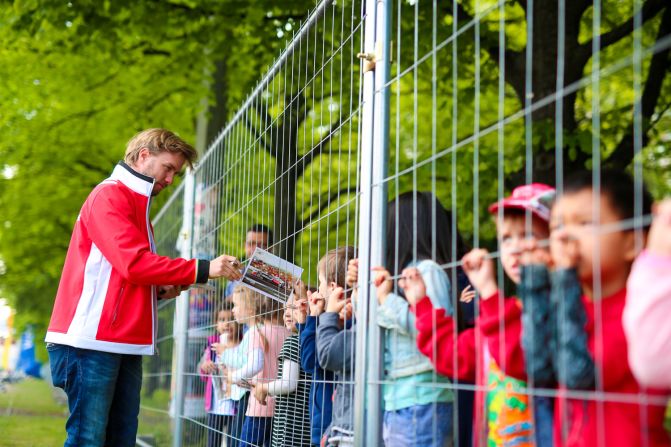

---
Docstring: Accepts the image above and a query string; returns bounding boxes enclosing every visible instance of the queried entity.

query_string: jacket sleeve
[414,296,477,381]
[84,185,209,286]
[518,265,556,387]
[317,312,355,373]
[298,317,318,372]
[623,251,671,388]
[552,268,596,390]
[417,260,454,313]
[478,290,527,380]
[377,293,416,336]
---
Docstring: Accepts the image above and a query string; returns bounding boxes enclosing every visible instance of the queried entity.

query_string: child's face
[550,189,637,295]
[283,296,297,332]
[497,214,550,284]
[232,296,253,322]
[318,269,334,301]
[216,310,231,335]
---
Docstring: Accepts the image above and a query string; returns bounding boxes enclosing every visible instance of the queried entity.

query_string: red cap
[488,183,556,222]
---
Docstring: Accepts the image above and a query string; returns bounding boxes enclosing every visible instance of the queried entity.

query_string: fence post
[172,171,196,447]
[354,0,391,445]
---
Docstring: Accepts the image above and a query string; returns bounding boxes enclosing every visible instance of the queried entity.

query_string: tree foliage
[0,0,669,334]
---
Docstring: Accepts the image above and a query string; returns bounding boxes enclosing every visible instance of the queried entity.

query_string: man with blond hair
[45,128,242,447]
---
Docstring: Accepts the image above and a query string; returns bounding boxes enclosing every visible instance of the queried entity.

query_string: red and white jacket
[46,162,209,355]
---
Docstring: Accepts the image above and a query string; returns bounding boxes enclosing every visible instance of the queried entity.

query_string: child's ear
[622,231,640,263]
[329,281,338,290]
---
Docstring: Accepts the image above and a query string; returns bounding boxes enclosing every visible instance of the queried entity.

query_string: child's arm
[198,344,216,381]
[229,348,264,383]
[372,267,417,335]
[297,316,318,372]
[228,331,264,384]
[317,314,355,373]
[551,267,595,389]
[461,249,527,380]
[263,335,302,397]
[517,264,556,387]
[264,358,301,396]
[624,200,671,388]
[400,267,478,381]
[624,250,671,388]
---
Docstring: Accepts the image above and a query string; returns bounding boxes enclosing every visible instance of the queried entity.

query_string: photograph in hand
[240,248,303,303]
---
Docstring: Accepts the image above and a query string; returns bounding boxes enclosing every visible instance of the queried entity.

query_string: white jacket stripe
[67,243,112,339]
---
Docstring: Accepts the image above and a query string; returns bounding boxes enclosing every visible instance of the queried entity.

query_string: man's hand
[253,383,269,406]
[307,290,326,317]
[398,267,425,306]
[461,249,498,299]
[158,285,188,299]
[372,267,393,305]
[209,255,242,281]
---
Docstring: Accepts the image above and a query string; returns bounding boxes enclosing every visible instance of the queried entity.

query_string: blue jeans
[240,416,272,447]
[47,343,142,447]
[383,402,454,447]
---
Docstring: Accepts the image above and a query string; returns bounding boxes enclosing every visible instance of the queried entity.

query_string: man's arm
[85,185,239,285]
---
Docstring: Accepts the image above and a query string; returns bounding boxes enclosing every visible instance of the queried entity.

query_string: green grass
[0,377,67,447]
[139,388,174,446]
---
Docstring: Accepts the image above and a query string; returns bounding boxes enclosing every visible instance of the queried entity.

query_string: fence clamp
[357,50,376,73]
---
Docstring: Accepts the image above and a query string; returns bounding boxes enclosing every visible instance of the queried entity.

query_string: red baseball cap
[488,183,556,222]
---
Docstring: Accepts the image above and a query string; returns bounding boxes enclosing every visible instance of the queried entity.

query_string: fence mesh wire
[142,0,671,446]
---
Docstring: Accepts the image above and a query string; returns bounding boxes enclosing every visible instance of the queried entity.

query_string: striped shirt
[271,334,313,447]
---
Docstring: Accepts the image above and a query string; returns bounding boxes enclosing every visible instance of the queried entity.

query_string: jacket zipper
[111,284,125,326]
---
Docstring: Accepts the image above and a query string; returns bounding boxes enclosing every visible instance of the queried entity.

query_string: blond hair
[124,128,198,168]
[318,246,356,296]
[231,285,284,353]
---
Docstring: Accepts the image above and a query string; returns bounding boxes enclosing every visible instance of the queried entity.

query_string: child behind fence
[623,198,671,388]
[198,302,244,447]
[252,292,313,447]
[316,251,358,446]
[295,247,356,446]
[399,184,555,447]
[518,170,670,446]
[370,191,465,447]
[229,285,290,447]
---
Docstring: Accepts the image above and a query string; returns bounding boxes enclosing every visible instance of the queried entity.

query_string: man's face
[133,149,186,196]
[245,231,269,258]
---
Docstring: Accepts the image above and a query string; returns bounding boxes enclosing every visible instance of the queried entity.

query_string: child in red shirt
[402,184,555,446]
[519,170,670,446]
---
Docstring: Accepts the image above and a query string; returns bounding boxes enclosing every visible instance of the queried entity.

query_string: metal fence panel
[142,0,671,446]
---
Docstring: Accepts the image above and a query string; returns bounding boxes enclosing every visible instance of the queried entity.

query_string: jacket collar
[110,161,154,197]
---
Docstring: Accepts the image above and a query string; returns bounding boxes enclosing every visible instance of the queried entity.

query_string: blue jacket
[297,316,335,445]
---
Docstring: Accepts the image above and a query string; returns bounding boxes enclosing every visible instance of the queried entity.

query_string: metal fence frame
[143,0,671,445]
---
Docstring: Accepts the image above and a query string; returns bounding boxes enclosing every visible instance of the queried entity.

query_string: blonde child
[228,285,290,447]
